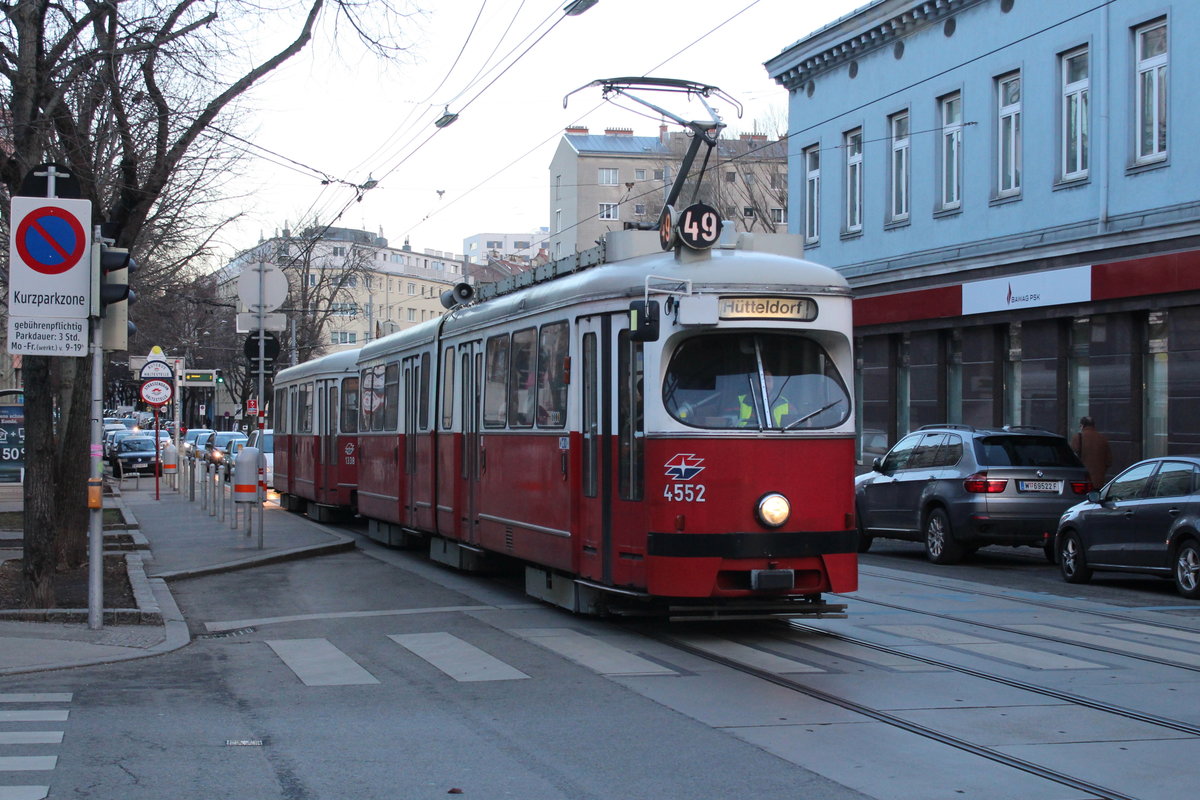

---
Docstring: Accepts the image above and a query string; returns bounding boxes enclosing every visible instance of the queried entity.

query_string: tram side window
[618,330,644,501]
[483,335,509,428]
[383,362,400,431]
[419,352,431,430]
[341,377,359,433]
[537,321,568,428]
[273,388,286,432]
[509,328,537,428]
[441,347,455,430]
[297,384,313,433]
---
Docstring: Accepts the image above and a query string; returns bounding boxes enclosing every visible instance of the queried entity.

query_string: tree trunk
[21,355,57,607]
[55,356,90,568]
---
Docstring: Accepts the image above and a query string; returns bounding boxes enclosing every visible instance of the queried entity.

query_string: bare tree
[0,0,417,605]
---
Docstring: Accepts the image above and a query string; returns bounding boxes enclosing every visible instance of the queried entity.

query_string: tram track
[646,626,1144,800]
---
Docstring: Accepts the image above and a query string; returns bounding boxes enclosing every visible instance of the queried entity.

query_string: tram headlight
[755,492,790,528]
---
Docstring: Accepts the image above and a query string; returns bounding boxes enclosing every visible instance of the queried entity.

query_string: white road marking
[0,756,57,771]
[0,695,71,704]
[1013,624,1200,667]
[0,712,67,723]
[389,633,529,682]
[265,638,380,686]
[670,634,825,673]
[0,733,63,745]
[514,629,677,676]
[0,788,49,800]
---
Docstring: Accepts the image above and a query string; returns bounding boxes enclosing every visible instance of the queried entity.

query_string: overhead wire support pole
[257,260,266,549]
[87,225,104,630]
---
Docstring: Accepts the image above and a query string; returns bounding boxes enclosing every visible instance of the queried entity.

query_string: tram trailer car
[273,348,360,519]
[278,227,858,619]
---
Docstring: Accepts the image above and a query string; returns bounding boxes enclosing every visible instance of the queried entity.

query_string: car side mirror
[1086,490,1103,504]
[872,457,884,473]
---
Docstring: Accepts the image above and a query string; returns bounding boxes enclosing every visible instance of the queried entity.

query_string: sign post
[140,377,173,501]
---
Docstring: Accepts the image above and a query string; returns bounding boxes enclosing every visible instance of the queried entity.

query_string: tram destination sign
[718,296,817,322]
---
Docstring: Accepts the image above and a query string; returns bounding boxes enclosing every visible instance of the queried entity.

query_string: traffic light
[215,369,224,384]
[98,243,138,351]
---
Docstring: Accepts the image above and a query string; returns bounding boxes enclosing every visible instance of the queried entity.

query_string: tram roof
[358,229,850,364]
[275,346,360,384]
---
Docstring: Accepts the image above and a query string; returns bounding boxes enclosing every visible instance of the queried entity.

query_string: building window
[844,128,863,233]
[1135,19,1167,164]
[939,92,963,209]
[598,203,619,220]
[803,144,820,244]
[598,167,618,185]
[725,171,737,183]
[634,203,647,215]
[332,246,346,257]
[407,282,416,295]
[1061,47,1089,181]
[742,207,755,218]
[486,240,503,249]
[555,174,561,200]
[770,207,786,224]
[888,112,910,222]
[653,168,666,181]
[997,73,1022,196]
[407,308,415,321]
[634,168,646,181]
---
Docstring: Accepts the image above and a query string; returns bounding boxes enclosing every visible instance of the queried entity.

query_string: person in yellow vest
[737,369,790,427]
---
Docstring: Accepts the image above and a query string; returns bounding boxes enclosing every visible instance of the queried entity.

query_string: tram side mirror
[629,300,659,342]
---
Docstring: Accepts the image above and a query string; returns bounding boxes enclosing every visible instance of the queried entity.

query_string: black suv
[854,425,1092,564]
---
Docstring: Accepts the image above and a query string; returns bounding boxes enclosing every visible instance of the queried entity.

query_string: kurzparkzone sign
[7,196,93,356]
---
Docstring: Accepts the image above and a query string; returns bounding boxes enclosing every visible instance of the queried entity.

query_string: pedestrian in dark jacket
[1071,416,1112,488]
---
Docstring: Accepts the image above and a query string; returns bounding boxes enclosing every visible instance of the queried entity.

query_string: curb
[149,534,357,582]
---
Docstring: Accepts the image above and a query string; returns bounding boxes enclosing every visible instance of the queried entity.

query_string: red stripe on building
[1092,251,1200,301]
[852,285,962,327]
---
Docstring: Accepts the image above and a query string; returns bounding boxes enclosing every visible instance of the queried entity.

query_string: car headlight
[756,492,790,528]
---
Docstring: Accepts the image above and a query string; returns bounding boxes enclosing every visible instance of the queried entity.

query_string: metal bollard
[218,465,226,522]
[188,454,196,501]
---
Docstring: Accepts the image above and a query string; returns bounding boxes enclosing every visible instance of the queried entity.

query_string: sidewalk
[0,473,355,676]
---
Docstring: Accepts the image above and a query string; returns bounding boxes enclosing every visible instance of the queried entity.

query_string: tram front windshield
[664,333,850,430]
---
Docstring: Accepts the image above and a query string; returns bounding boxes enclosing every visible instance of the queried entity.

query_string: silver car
[855,425,1092,564]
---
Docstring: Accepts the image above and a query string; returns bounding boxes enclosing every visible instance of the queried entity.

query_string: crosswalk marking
[389,633,529,682]
[514,629,677,676]
[953,642,1105,669]
[0,712,67,723]
[874,624,993,645]
[670,634,825,674]
[1106,622,1200,644]
[0,787,49,800]
[0,733,62,745]
[265,639,380,686]
[0,695,71,704]
[0,756,57,771]
[1012,624,1200,667]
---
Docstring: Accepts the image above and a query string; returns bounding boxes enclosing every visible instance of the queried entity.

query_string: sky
[212,0,865,263]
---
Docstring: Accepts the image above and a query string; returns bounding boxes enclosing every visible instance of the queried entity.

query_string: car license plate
[1019,480,1061,493]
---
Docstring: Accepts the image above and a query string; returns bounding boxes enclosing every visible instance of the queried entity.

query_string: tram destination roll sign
[6,196,92,357]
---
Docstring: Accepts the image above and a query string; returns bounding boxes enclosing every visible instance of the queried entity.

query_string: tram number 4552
[664,483,706,502]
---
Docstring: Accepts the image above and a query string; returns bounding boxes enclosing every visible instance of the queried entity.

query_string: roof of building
[565,134,669,156]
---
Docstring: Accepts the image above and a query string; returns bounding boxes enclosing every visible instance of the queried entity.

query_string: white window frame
[844,129,863,233]
[770,207,786,224]
[598,203,619,221]
[598,167,618,186]
[997,73,1022,197]
[1061,46,1090,181]
[888,112,910,222]
[634,168,647,181]
[1135,19,1168,164]
[803,145,820,244]
[939,92,963,210]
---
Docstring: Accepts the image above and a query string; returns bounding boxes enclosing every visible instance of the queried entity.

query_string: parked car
[111,435,160,476]
[105,429,137,459]
[855,424,1092,564]
[1057,456,1200,598]
[180,428,214,457]
[203,431,248,466]
[245,428,274,486]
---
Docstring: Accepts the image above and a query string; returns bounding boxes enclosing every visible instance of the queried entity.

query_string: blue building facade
[767,0,1200,477]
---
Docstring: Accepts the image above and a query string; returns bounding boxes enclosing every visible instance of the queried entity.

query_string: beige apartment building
[548,125,789,258]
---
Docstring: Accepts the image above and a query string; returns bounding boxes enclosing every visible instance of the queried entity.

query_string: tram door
[576,315,646,587]
[317,378,340,503]
[459,341,483,545]
[403,358,419,527]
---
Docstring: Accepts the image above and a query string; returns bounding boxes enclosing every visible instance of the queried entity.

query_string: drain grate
[196,627,257,639]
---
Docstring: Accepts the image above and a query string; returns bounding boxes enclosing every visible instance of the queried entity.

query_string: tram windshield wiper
[784,399,844,431]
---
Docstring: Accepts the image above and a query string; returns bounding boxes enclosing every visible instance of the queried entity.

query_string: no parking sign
[7,197,92,319]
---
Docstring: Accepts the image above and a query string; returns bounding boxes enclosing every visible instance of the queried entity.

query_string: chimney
[565,126,589,135]
[659,124,668,143]
[604,127,633,136]
[740,133,768,142]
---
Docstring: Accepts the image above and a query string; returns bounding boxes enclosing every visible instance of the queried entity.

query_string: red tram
[273,224,858,619]
[272,348,359,516]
